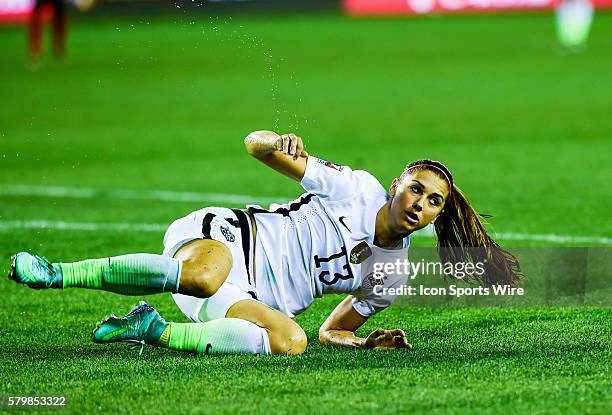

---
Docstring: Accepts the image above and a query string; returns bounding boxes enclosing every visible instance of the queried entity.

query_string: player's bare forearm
[320,296,412,350]
[319,295,367,349]
[319,328,367,349]
[244,130,309,181]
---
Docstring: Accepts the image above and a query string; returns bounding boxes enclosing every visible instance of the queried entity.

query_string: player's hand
[276,133,309,160]
[363,328,412,350]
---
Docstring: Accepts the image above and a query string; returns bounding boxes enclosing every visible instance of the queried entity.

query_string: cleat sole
[8,254,18,282]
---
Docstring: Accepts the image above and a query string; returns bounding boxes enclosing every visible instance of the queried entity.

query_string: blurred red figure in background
[28,0,67,62]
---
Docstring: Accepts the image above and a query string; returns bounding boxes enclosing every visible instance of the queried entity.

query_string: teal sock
[60,254,180,295]
[164,319,271,355]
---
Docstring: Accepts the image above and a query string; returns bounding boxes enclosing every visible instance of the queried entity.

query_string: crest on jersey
[317,158,344,171]
[220,225,235,242]
[361,271,386,289]
[350,241,372,264]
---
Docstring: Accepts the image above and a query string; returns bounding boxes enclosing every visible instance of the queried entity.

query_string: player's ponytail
[434,185,523,287]
[403,160,523,287]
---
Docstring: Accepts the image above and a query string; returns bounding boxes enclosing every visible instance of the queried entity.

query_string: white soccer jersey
[248,156,410,318]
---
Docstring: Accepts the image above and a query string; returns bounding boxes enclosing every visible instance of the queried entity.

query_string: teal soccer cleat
[92,302,168,355]
[9,252,63,289]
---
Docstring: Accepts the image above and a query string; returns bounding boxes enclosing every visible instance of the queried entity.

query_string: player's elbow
[318,327,330,345]
[244,130,278,159]
[244,132,257,156]
[244,131,266,158]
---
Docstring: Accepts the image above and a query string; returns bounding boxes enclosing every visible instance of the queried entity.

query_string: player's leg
[162,231,306,355]
[9,240,229,297]
[94,241,306,357]
[555,0,594,50]
[93,299,306,356]
[225,299,307,355]
[172,239,232,299]
[92,301,273,355]
[166,272,307,355]
[51,0,67,60]
[28,0,45,61]
[9,251,183,295]
[9,210,232,298]
[158,300,306,355]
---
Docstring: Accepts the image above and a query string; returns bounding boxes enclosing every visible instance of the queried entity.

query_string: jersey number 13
[314,246,354,286]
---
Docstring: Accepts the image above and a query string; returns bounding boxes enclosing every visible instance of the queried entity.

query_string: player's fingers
[394,336,404,348]
[282,135,291,154]
[293,137,304,160]
[289,135,299,158]
[390,329,406,338]
[402,337,413,349]
[278,135,284,152]
[301,149,309,158]
[395,336,411,349]
[369,329,385,341]
[275,136,283,152]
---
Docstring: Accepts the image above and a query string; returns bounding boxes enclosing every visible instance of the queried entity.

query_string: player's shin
[60,254,180,295]
[159,318,272,355]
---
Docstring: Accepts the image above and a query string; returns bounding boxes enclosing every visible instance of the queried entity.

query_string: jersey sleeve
[350,244,411,318]
[351,276,406,318]
[300,156,384,201]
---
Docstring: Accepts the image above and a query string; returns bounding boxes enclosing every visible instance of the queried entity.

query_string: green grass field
[1,10,611,414]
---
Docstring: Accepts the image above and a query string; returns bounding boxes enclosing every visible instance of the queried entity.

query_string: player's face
[389,169,449,233]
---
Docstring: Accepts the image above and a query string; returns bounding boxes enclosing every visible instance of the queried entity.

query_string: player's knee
[191,275,221,298]
[178,256,232,299]
[180,258,224,298]
[174,239,233,298]
[274,324,307,356]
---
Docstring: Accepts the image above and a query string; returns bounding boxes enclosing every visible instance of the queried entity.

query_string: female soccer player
[9,131,522,356]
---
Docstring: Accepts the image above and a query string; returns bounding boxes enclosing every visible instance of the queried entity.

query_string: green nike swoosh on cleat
[25,270,38,282]
[101,326,130,341]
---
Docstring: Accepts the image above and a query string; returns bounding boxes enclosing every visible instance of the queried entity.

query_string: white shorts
[163,207,261,323]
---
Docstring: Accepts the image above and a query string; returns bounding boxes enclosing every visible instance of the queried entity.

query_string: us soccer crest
[350,241,372,264]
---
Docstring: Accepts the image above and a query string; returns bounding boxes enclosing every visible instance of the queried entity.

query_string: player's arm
[319,295,412,350]
[244,130,309,181]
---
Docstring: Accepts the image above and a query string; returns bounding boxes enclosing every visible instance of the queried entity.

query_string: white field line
[0,220,610,245]
[412,224,612,245]
[491,233,611,245]
[0,184,284,206]
[0,220,167,233]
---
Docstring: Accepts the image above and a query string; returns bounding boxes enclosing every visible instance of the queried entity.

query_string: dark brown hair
[403,160,523,287]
